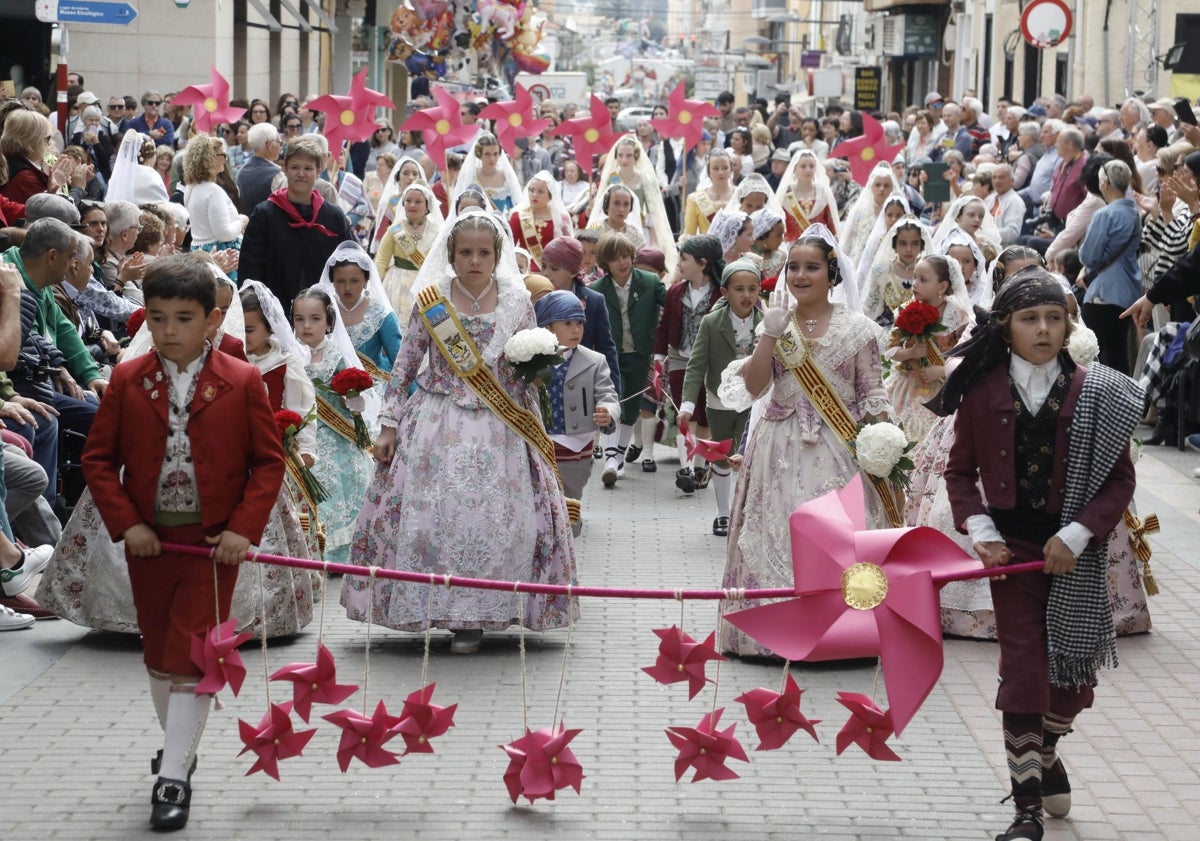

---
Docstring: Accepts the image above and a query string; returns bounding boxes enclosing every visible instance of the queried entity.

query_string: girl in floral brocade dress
[340,209,579,655]
[509,170,574,273]
[718,229,892,658]
[292,287,375,566]
[375,183,443,322]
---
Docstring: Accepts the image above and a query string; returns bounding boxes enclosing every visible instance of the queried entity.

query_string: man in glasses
[127,91,175,148]
[104,96,128,141]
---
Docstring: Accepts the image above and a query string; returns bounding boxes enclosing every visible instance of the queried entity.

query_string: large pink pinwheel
[479,83,551,158]
[306,68,397,153]
[400,86,478,169]
[723,473,981,736]
[650,82,721,153]
[171,67,246,134]
[829,113,906,186]
[553,95,618,176]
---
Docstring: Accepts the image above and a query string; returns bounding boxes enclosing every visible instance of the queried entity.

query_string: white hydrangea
[504,328,559,363]
[855,422,908,478]
[1067,324,1100,366]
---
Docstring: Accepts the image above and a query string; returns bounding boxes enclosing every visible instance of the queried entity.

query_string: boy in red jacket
[83,254,284,831]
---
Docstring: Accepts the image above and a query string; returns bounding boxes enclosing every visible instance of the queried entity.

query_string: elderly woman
[69,105,115,180]
[182,133,248,271]
[1,110,63,204]
[1011,122,1044,191]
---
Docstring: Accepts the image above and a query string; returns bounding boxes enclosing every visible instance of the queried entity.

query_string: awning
[246,0,283,32]
[278,0,313,32]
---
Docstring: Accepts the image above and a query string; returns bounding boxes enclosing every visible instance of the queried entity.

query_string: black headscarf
[931,266,1070,415]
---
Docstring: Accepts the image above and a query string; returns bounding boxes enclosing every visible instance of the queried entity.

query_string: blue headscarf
[535,289,586,327]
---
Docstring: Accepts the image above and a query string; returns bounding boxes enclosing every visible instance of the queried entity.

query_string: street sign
[35,1,139,25]
[1020,0,1072,49]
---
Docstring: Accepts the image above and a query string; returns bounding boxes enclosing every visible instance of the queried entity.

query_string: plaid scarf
[1047,363,1144,688]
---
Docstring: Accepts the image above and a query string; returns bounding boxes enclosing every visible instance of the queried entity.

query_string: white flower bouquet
[504,327,564,425]
[1067,324,1100,366]
[852,420,915,491]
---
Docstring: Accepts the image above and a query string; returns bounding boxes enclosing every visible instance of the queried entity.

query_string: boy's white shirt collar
[1009,352,1061,415]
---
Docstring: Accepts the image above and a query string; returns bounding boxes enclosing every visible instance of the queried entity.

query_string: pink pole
[163,543,1044,602]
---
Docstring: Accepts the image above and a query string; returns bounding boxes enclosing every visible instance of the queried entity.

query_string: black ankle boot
[1145,410,1177,446]
[150,777,191,831]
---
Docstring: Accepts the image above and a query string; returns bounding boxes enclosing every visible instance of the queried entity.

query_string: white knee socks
[159,685,210,780]
[711,464,732,518]
[640,416,658,459]
[148,672,170,731]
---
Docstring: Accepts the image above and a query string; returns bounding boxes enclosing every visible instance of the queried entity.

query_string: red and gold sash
[416,287,580,524]
[774,318,904,526]
[784,190,813,232]
[315,393,370,450]
[518,208,547,265]
[356,352,389,385]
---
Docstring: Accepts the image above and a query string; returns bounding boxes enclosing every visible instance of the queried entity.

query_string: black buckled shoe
[151,750,197,782]
[641,459,657,473]
[712,516,729,537]
[675,468,696,494]
[1041,759,1071,818]
[995,807,1043,841]
[624,443,643,463]
[694,466,710,490]
[150,777,191,831]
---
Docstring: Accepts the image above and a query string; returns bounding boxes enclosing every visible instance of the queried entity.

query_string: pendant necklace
[804,319,818,334]
[455,277,494,313]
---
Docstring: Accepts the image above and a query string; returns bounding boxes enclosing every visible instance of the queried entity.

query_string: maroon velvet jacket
[653,281,723,357]
[944,363,1135,546]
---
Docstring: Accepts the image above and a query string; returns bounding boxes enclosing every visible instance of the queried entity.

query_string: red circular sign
[1021,0,1073,49]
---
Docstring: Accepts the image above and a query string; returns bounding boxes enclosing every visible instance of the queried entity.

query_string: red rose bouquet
[317,368,374,448]
[275,409,328,504]
[893,301,946,366]
[758,275,778,299]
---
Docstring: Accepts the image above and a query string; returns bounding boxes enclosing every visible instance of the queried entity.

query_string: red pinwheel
[501,723,585,804]
[723,473,981,736]
[829,113,906,186]
[677,417,733,464]
[171,67,246,134]
[478,83,551,158]
[268,642,358,723]
[735,673,821,751]
[400,86,478,169]
[646,359,664,403]
[190,617,253,696]
[650,82,721,153]
[237,702,317,779]
[395,682,457,755]
[665,708,750,782]
[835,692,900,762]
[642,626,726,700]
[306,68,397,153]
[322,700,406,772]
[553,95,618,175]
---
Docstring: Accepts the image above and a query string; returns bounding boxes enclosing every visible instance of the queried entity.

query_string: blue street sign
[37,1,139,25]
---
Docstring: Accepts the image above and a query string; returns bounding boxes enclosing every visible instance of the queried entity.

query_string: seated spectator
[59,147,105,201]
[69,105,114,180]
[2,110,71,205]
[101,200,148,300]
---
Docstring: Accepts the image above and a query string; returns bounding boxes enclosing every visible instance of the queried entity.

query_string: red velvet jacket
[653,280,723,357]
[83,349,285,544]
[945,363,1135,546]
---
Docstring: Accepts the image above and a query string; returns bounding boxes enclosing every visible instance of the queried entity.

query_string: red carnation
[126,307,146,336]
[330,368,374,397]
[759,275,778,297]
[275,410,304,439]
[894,301,941,337]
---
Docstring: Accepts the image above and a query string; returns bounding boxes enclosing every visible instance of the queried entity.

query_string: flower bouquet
[275,409,328,504]
[316,368,374,449]
[852,420,915,493]
[893,300,946,366]
[503,327,564,426]
[758,274,778,299]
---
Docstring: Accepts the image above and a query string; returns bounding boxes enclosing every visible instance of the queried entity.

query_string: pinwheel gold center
[340,110,355,126]
[861,147,875,161]
[509,113,522,126]
[436,119,450,135]
[584,128,599,142]
[679,110,692,124]
[841,562,888,610]
[204,97,218,113]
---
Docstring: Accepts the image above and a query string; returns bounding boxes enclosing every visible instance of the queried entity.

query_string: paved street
[2,443,1199,841]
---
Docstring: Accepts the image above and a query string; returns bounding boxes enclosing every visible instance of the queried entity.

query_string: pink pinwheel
[190,617,253,696]
[665,708,750,782]
[322,700,406,772]
[171,67,246,134]
[479,83,551,157]
[268,642,358,722]
[553,95,618,175]
[642,626,726,700]
[829,113,906,186]
[306,68,397,153]
[395,682,457,755]
[650,82,721,153]
[401,86,478,169]
[501,723,585,804]
[835,692,900,762]
[677,417,732,464]
[237,702,317,779]
[735,673,821,751]
[723,473,981,736]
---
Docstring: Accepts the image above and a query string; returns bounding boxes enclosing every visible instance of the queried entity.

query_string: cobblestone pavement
[2,443,1198,840]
